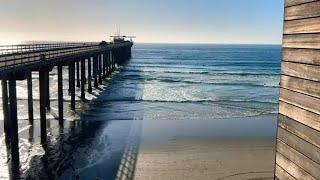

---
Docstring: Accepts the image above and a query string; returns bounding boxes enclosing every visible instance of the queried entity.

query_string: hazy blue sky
[0,0,284,44]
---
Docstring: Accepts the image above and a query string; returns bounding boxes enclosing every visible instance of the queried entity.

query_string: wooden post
[57,65,63,126]
[39,70,47,144]
[69,63,76,110]
[76,61,80,88]
[88,57,92,93]
[2,79,9,143]
[81,58,85,100]
[8,79,20,173]
[27,73,33,124]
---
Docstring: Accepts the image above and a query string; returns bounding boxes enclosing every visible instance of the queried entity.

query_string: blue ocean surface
[122,44,281,119]
[0,44,281,179]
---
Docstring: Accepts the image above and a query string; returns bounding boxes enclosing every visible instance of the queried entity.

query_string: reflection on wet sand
[116,120,142,180]
[0,100,138,180]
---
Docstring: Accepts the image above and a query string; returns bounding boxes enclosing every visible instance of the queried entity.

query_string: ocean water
[0,44,281,179]
[125,44,280,119]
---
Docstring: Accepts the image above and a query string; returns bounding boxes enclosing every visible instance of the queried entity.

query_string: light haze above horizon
[0,0,283,44]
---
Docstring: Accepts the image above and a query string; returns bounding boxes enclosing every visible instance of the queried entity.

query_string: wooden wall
[275,0,320,179]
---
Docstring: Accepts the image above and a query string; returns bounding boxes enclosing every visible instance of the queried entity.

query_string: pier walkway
[0,41,133,177]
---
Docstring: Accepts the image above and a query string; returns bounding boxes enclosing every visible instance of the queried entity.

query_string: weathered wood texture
[282,48,320,65]
[285,1,320,20]
[285,0,318,7]
[276,1,320,179]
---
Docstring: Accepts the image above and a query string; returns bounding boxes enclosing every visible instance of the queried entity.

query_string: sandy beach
[134,138,275,180]
[132,115,277,180]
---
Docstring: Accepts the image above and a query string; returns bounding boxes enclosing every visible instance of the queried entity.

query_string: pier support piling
[39,70,47,143]
[68,65,71,95]
[88,57,92,93]
[102,53,106,78]
[2,80,9,142]
[93,55,98,88]
[57,65,63,126]
[81,59,85,100]
[46,71,50,110]
[107,51,111,75]
[83,59,86,85]
[69,63,76,110]
[111,51,115,71]
[98,54,102,84]
[8,79,20,172]
[27,73,33,124]
[76,61,80,88]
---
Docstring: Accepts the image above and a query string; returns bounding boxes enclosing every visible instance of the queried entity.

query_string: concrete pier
[0,40,133,174]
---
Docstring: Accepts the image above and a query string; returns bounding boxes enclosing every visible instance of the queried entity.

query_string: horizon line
[0,40,282,46]
[134,42,282,45]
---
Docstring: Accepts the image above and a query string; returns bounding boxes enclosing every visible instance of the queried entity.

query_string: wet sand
[134,138,274,180]
[132,114,277,180]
